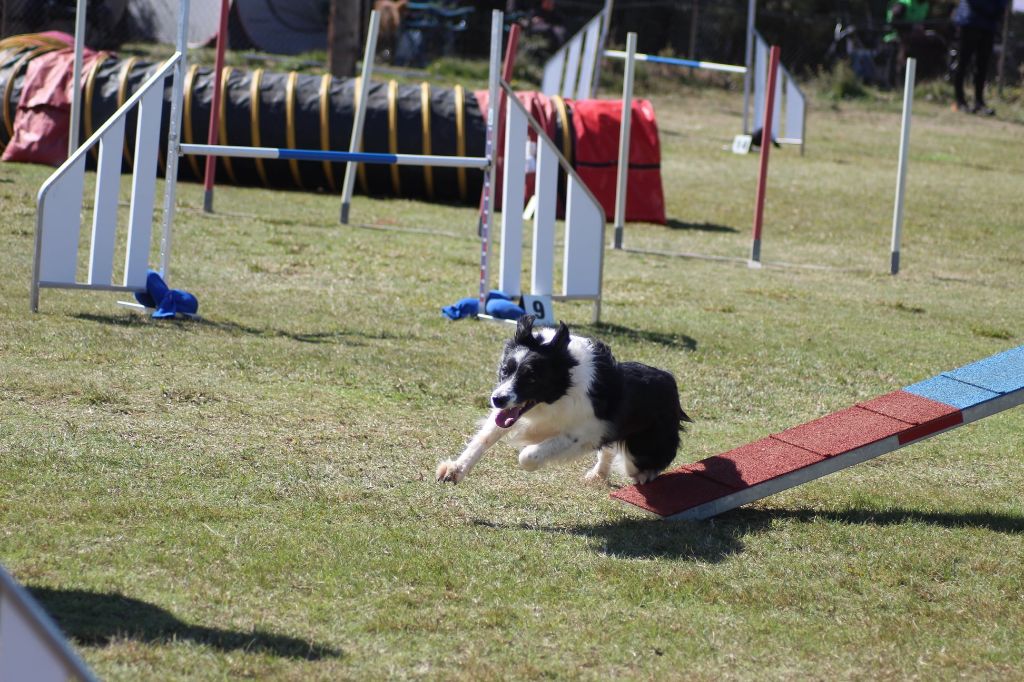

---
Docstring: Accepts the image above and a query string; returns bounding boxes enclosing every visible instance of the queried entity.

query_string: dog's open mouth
[495,401,536,428]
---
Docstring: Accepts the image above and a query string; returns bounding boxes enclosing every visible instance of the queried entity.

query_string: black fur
[589,343,692,475]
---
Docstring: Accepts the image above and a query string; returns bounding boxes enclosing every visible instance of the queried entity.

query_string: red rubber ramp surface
[612,437,826,518]
[612,391,965,519]
[611,469,735,517]
[857,391,963,445]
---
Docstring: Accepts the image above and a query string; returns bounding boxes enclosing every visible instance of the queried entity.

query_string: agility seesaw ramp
[612,345,1024,520]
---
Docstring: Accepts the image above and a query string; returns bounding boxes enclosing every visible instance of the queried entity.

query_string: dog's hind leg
[518,433,601,472]
[582,446,615,485]
[436,410,507,484]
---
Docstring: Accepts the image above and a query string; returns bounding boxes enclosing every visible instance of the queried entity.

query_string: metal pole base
[749,238,761,265]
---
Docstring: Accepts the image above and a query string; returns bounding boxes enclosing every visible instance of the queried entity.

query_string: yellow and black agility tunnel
[0,34,576,206]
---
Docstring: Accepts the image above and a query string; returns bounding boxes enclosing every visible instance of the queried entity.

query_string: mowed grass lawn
[1,75,1023,680]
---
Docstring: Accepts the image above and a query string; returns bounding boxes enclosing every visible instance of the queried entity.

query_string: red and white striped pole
[477,21,520,236]
[477,11,504,308]
[202,0,230,213]
[750,44,780,266]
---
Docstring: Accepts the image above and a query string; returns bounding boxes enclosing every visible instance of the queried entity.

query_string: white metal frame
[35,4,607,323]
[750,31,806,153]
[540,0,613,100]
[32,0,189,312]
[494,81,606,324]
[0,564,98,682]
[31,53,183,311]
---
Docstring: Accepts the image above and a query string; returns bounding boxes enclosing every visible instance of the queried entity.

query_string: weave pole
[483,19,520,227]
[202,0,230,213]
[741,0,756,134]
[68,0,86,155]
[477,10,503,308]
[890,57,916,275]
[340,10,380,224]
[612,32,637,250]
[749,45,780,267]
[476,20,520,236]
[157,0,189,279]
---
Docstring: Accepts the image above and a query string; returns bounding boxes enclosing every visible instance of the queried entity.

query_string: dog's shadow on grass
[566,514,757,561]
[587,322,698,352]
[474,516,749,562]
[72,312,398,345]
[28,586,343,660]
[476,505,1024,562]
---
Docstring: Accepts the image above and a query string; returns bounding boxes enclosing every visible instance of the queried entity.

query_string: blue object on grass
[134,270,199,319]
[441,290,525,321]
[484,296,526,320]
[441,297,479,320]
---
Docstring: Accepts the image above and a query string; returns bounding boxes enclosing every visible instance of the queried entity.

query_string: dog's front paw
[582,467,609,486]
[435,459,466,484]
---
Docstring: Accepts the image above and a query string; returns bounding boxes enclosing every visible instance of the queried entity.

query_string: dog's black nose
[491,394,510,409]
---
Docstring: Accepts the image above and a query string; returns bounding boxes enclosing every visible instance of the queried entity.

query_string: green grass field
[2,73,1023,680]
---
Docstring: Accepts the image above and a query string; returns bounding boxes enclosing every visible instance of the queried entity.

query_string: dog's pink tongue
[495,406,522,428]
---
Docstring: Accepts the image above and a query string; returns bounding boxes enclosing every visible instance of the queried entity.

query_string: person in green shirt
[883,0,932,86]
[885,0,931,42]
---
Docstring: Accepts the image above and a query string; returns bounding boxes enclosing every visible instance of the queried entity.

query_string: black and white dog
[436,315,692,485]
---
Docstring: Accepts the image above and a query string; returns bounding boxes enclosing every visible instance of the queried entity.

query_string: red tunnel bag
[570,98,666,225]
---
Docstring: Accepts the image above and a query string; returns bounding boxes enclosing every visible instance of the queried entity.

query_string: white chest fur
[505,336,608,449]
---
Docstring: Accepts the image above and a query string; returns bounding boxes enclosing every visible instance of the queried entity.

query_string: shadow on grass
[587,322,697,352]
[664,218,739,234]
[473,516,750,562]
[72,312,398,345]
[29,587,343,660]
[761,506,1024,533]
[476,504,1024,562]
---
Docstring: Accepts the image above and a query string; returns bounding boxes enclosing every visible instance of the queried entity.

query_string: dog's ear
[514,314,536,346]
[547,321,571,352]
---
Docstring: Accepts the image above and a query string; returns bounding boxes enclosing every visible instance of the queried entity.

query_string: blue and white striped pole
[179,144,490,169]
[604,50,746,75]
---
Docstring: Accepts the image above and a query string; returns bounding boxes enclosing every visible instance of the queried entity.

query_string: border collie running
[436,315,692,485]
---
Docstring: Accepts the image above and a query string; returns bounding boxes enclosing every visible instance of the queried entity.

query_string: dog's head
[490,315,578,428]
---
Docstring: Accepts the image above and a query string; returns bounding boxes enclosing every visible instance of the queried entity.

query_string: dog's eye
[502,360,517,376]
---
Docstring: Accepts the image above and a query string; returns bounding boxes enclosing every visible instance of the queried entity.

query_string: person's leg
[972,28,995,113]
[953,26,975,108]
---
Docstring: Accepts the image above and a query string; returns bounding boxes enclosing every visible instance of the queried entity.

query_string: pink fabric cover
[2,33,107,166]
